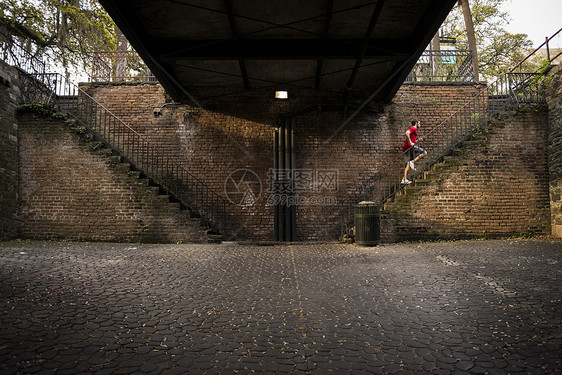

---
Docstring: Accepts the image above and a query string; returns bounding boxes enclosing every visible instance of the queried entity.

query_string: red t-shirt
[402,126,417,151]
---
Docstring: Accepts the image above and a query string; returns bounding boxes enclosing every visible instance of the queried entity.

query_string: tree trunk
[430,32,441,79]
[459,0,479,81]
[114,26,128,81]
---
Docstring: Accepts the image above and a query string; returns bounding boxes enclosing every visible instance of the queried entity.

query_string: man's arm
[405,129,414,147]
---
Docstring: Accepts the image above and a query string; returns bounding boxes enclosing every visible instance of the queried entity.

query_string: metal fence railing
[91,48,477,84]
[0,31,46,75]
[21,72,228,237]
[91,51,157,83]
[405,49,474,82]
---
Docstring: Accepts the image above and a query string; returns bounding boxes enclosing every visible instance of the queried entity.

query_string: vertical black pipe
[273,118,297,241]
[273,129,279,241]
[290,118,297,241]
[284,120,292,241]
[278,122,285,240]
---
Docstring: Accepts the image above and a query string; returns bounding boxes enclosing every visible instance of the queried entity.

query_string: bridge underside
[99,0,457,105]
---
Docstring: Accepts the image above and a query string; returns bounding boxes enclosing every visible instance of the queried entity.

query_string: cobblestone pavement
[0,239,561,374]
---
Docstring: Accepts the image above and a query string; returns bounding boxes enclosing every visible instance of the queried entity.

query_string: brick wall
[8,75,551,242]
[81,82,487,240]
[382,108,550,241]
[0,61,21,240]
[81,83,278,239]
[17,112,207,243]
[547,64,562,237]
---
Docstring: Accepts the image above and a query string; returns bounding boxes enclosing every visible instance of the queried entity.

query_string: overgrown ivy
[16,101,67,120]
[531,60,553,86]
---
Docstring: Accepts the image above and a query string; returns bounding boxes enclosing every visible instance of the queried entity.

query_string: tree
[114,25,128,80]
[0,0,116,79]
[459,0,479,81]
[441,0,533,80]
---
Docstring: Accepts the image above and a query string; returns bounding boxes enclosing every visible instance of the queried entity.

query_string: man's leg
[413,147,427,163]
[402,149,413,183]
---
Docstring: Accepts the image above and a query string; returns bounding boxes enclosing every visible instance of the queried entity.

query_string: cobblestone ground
[0,239,560,374]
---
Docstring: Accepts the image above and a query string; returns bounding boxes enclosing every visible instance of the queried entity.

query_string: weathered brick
[17,112,207,243]
[382,109,550,241]
[0,61,20,240]
[79,81,493,241]
[3,61,558,243]
[547,64,562,236]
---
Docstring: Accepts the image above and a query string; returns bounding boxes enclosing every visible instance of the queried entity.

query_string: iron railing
[374,70,547,206]
[91,51,156,82]
[22,72,228,236]
[406,49,474,82]
[510,27,562,73]
[0,31,46,75]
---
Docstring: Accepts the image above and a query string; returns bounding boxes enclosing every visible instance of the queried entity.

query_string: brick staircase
[20,72,228,243]
[342,69,550,243]
[376,71,547,207]
[69,117,223,243]
[378,105,550,242]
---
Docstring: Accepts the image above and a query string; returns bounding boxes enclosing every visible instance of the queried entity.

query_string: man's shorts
[403,145,426,163]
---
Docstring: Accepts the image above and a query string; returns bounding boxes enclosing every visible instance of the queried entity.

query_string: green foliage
[470,112,481,131]
[529,60,553,89]
[1,0,116,78]
[441,0,533,79]
[535,60,553,77]
[17,101,67,120]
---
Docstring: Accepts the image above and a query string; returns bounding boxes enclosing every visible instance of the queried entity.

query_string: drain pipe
[274,118,296,241]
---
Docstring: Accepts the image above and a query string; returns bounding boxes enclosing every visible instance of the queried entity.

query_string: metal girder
[223,0,250,89]
[155,38,410,60]
[315,0,334,90]
[98,0,187,102]
[346,0,385,92]
[161,0,380,38]
[99,0,459,103]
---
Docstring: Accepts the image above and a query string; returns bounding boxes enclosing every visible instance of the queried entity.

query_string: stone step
[158,194,170,202]
[75,117,223,242]
[147,186,161,196]
[127,171,142,179]
[136,178,150,186]
[168,201,181,211]
[207,230,223,244]
[108,155,122,163]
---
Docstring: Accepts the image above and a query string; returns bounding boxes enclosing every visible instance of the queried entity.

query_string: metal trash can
[354,201,380,246]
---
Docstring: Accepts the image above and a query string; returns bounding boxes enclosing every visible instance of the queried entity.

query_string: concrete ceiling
[99,0,457,105]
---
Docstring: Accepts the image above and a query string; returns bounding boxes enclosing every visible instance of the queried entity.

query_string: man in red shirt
[402,120,427,184]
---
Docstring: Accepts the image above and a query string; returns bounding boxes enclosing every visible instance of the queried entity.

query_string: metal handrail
[2,33,228,238]
[509,27,562,73]
[22,72,228,237]
[376,30,560,210]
